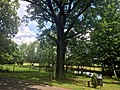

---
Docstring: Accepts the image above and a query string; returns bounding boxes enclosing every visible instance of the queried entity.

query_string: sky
[13,0,90,45]
[13,0,38,45]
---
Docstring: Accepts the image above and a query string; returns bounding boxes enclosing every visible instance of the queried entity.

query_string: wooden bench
[73,79,91,87]
[97,78,103,88]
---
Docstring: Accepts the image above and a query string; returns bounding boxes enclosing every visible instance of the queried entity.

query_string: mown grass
[0,64,120,90]
[0,64,40,72]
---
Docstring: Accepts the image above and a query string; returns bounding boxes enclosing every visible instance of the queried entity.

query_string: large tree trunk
[55,18,66,79]
[56,42,65,79]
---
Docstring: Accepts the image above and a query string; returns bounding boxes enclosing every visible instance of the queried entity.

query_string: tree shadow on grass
[0,71,51,82]
[0,71,88,89]
[0,76,71,90]
[0,71,76,85]
[0,76,42,90]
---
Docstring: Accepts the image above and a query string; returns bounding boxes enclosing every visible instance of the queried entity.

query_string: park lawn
[0,64,39,72]
[0,65,120,90]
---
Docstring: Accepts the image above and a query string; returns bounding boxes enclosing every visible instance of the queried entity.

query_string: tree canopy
[0,0,19,37]
[23,0,95,79]
[22,0,120,78]
[90,0,120,77]
[0,0,19,64]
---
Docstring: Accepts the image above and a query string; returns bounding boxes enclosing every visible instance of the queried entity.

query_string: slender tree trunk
[112,62,117,78]
[39,62,41,72]
[81,66,83,75]
[53,63,56,78]
[101,62,105,75]
[65,64,68,73]
[31,62,34,66]
[78,64,80,74]
[110,57,117,78]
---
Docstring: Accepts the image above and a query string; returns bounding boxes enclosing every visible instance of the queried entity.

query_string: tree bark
[78,64,80,74]
[111,62,117,78]
[101,62,105,75]
[81,66,83,75]
[55,18,66,79]
[56,42,65,79]
[65,64,68,73]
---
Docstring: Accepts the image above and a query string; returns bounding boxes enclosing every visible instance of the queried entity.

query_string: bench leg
[88,81,90,87]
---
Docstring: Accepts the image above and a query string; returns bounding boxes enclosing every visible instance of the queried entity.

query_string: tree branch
[46,0,56,18]
[65,23,74,36]
[76,0,93,18]
[66,31,82,39]
[53,0,60,8]
[47,34,58,44]
[67,0,73,13]
[37,14,55,23]
[65,0,93,36]
[53,0,65,20]
[67,0,81,14]
[22,0,53,16]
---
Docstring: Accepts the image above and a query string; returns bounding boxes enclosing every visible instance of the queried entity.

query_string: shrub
[91,73,98,88]
[0,66,3,71]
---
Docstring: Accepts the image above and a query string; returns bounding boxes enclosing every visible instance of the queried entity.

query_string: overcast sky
[13,0,38,45]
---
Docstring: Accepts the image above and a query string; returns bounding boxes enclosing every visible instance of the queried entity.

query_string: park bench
[97,74,103,88]
[73,79,91,87]
[97,78,103,88]
[73,79,103,88]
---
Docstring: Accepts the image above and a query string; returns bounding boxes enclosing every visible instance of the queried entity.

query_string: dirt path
[0,76,71,90]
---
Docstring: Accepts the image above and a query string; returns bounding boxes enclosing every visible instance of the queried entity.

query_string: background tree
[0,40,18,64]
[0,0,19,38]
[66,33,92,74]
[90,0,120,77]
[25,41,39,65]
[0,0,19,64]
[23,0,94,79]
[37,36,56,67]
[18,43,28,64]
[13,48,25,65]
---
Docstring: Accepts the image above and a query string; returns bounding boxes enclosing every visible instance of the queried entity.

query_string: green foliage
[0,39,18,64]
[91,73,98,88]
[23,0,119,79]
[0,0,19,64]
[19,40,56,66]
[37,37,56,65]
[66,37,92,66]
[24,41,44,64]
[89,0,120,67]
[13,49,25,65]
[25,0,96,79]
[0,0,19,38]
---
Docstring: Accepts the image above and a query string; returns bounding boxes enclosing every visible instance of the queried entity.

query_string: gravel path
[0,76,71,90]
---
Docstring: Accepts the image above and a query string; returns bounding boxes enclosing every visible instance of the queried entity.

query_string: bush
[0,66,3,71]
[91,73,98,88]
[0,67,10,72]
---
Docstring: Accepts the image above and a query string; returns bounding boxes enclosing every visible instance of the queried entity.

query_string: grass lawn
[0,65,120,90]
